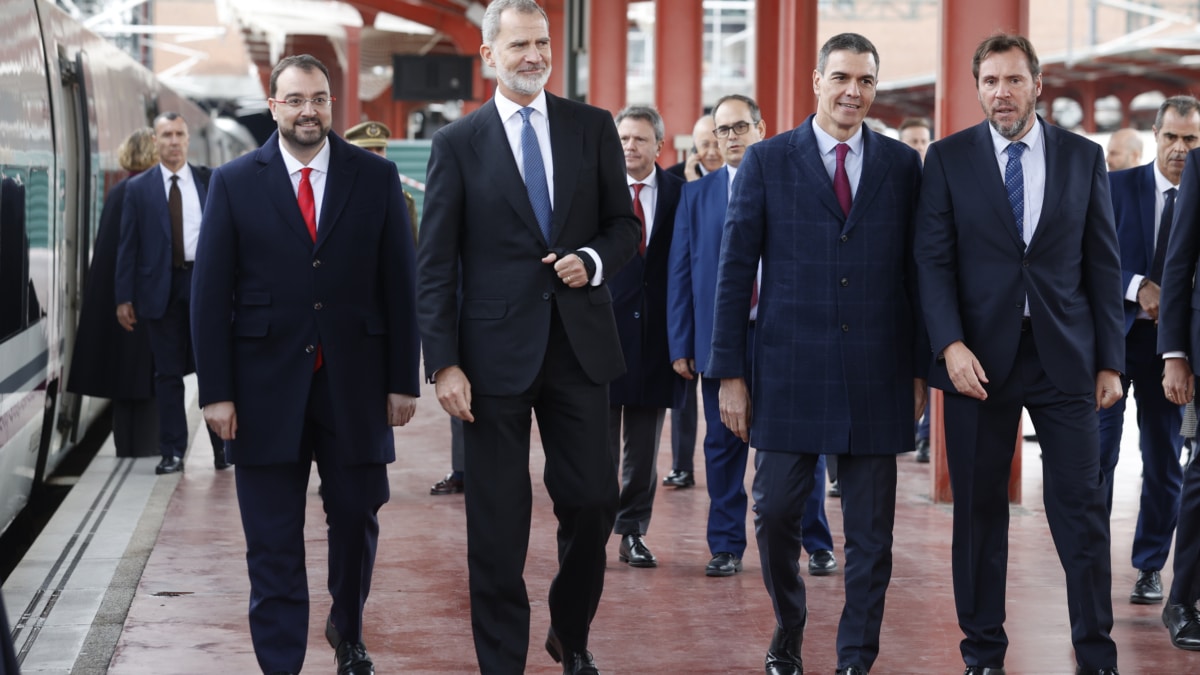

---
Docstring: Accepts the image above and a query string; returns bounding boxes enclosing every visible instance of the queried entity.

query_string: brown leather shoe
[430,472,464,495]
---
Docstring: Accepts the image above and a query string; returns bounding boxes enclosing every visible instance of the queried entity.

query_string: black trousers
[462,307,619,673]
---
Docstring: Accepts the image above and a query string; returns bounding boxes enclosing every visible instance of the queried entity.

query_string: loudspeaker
[393,55,474,101]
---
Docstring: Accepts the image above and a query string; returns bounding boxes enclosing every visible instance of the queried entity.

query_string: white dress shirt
[278,137,331,230]
[158,163,203,261]
[627,170,657,242]
[811,120,864,198]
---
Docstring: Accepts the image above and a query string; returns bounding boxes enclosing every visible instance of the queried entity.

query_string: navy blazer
[190,131,420,465]
[609,166,684,408]
[916,118,1124,396]
[1110,162,1164,334]
[417,93,640,396]
[1160,149,1200,359]
[707,117,927,454]
[666,166,730,374]
[115,163,209,319]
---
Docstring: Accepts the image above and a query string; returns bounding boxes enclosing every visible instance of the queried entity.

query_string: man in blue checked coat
[708,33,927,675]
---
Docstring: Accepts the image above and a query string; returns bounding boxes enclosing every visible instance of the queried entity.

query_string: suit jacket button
[312,259,321,268]
[840,235,849,242]
[1022,259,1030,267]
[314,302,323,310]
[542,292,550,300]
[305,344,315,353]
[841,278,849,287]
[842,324,850,332]
[633,311,641,319]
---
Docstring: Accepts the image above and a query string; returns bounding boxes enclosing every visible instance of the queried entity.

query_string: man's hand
[204,401,238,441]
[684,152,702,182]
[672,358,696,380]
[1137,279,1162,321]
[943,340,989,400]
[542,251,589,289]
[435,366,474,423]
[1095,368,1124,411]
[914,378,929,421]
[719,377,751,443]
[116,303,137,332]
[387,393,417,426]
[1163,358,1195,406]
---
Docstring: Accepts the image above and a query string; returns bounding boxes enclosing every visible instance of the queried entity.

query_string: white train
[0,0,254,535]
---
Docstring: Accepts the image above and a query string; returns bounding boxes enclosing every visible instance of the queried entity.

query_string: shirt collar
[811,119,864,158]
[627,168,658,189]
[1153,161,1177,192]
[278,135,331,175]
[495,89,549,124]
[989,116,1043,159]
[158,162,192,183]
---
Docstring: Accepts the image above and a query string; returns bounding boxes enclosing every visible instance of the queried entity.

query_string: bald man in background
[1108,128,1144,171]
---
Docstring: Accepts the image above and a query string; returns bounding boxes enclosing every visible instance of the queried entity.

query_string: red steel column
[655,0,702,164]
[340,25,362,132]
[756,0,780,128]
[776,1,818,132]
[932,0,1028,504]
[588,0,627,114]
[546,0,567,96]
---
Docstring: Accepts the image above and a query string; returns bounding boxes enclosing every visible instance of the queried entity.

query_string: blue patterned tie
[519,107,553,243]
[1005,142,1027,244]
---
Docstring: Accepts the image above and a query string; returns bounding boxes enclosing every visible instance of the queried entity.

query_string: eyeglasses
[713,121,756,138]
[270,96,336,109]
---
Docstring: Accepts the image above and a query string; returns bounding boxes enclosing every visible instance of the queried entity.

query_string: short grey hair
[482,0,549,46]
[1156,95,1200,129]
[615,105,665,142]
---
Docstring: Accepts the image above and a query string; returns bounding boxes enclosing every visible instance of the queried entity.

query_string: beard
[497,63,551,96]
[986,100,1035,140]
[281,115,330,147]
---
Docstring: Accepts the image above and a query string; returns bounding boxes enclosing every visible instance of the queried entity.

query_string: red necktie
[632,182,647,255]
[751,276,758,311]
[834,143,852,216]
[298,167,322,370]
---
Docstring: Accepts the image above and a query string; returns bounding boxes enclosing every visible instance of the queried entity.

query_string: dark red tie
[750,276,758,311]
[834,143,852,216]
[632,182,647,255]
[298,167,322,370]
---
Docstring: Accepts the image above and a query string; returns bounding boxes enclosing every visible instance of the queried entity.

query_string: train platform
[4,375,1199,674]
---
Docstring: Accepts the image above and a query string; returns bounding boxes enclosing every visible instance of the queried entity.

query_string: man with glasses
[191,54,420,675]
[709,34,926,674]
[668,94,836,582]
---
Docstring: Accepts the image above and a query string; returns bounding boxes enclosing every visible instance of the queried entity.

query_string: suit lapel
[1029,119,1061,251]
[1136,164,1157,269]
[257,133,316,247]
[646,166,677,258]
[848,128,892,234]
[547,93,580,247]
[787,120,845,223]
[469,99,547,245]
[966,121,1024,250]
[190,163,209,213]
[316,133,356,251]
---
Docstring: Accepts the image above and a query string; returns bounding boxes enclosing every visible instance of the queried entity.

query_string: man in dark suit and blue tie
[416,1,640,673]
[1157,144,1200,654]
[710,34,926,675]
[191,54,420,675]
[607,105,683,569]
[115,112,226,474]
[667,94,838,582]
[915,34,1124,675]
[1100,95,1200,606]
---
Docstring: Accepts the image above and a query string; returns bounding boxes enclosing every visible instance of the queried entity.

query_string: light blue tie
[519,107,553,243]
[1005,142,1027,244]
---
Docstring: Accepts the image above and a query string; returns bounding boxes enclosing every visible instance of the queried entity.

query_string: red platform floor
[103,382,1199,674]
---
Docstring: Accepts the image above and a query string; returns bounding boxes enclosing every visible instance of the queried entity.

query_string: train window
[0,171,42,342]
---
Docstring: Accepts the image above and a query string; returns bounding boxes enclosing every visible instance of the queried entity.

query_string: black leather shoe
[430,472,464,495]
[333,640,374,675]
[545,628,600,674]
[808,549,837,576]
[1074,669,1119,675]
[663,469,695,488]
[618,533,657,568]
[765,621,804,675]
[213,446,231,470]
[1164,602,1200,650]
[964,667,1006,675]
[706,552,742,577]
[1131,569,1163,604]
[155,456,183,474]
[835,667,867,675]
[828,480,841,498]
[915,437,930,463]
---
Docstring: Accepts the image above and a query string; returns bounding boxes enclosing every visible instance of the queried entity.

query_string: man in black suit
[608,105,683,569]
[415,1,639,673]
[915,34,1124,675]
[1156,144,1200,655]
[115,112,227,474]
[191,54,420,675]
[1101,96,1200,606]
